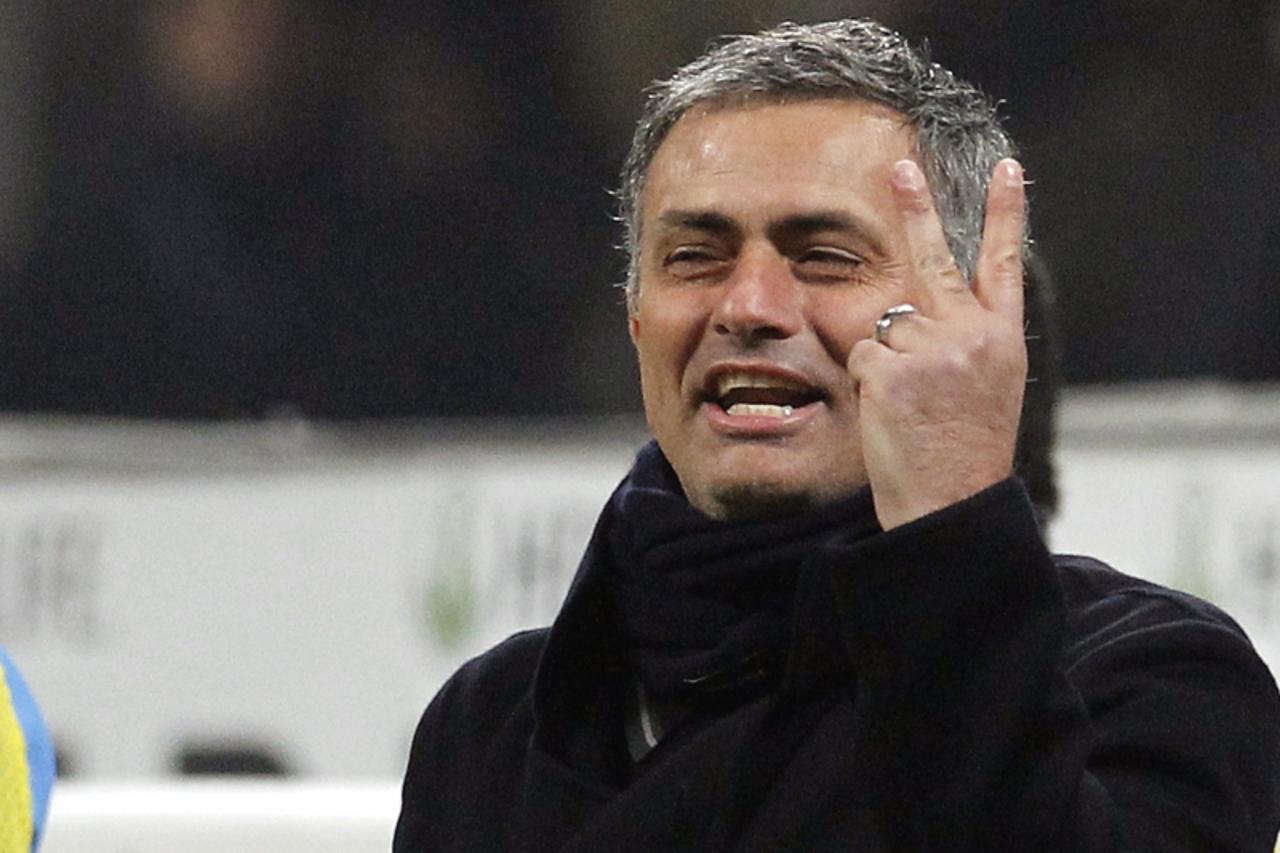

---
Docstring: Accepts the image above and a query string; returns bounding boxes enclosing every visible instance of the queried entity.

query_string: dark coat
[395,480,1280,851]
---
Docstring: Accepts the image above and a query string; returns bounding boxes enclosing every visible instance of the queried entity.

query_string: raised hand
[847,159,1028,530]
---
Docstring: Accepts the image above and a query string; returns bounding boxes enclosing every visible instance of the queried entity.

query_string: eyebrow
[766,211,871,245]
[655,210,742,239]
[655,208,876,245]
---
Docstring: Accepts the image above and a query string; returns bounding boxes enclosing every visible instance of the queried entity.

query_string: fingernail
[1003,159,1024,186]
[893,160,924,192]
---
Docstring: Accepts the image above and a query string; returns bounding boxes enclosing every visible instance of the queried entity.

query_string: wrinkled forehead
[637,94,916,212]
[651,91,914,169]
[639,98,917,225]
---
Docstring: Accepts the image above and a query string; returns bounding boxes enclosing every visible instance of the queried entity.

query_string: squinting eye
[797,248,862,265]
[664,246,727,279]
[793,248,864,280]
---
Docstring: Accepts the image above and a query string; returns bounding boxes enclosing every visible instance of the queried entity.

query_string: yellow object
[0,660,33,853]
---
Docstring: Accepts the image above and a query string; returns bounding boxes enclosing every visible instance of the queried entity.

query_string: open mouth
[709,371,823,419]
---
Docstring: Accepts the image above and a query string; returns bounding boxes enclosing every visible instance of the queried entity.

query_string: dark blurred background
[0,0,1275,421]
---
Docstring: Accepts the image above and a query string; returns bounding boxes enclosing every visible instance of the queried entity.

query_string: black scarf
[607,441,878,705]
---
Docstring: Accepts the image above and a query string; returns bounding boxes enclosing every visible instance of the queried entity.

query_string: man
[395,20,1280,851]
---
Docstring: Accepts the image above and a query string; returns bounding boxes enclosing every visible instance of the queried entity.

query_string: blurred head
[619,19,1017,309]
[144,0,340,149]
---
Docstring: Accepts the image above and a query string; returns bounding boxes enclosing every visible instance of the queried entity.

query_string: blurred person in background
[0,1,1274,420]
[0,0,606,419]
[0,647,54,852]
[394,19,1280,851]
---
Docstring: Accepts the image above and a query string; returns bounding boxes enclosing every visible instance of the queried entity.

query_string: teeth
[726,403,794,418]
[716,371,807,397]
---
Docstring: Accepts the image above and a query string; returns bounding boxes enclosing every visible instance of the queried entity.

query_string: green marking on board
[422,489,478,649]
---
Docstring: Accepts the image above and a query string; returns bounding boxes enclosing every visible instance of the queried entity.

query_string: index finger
[892,159,971,314]
[972,158,1026,322]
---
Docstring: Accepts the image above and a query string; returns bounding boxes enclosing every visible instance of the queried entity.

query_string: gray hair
[618,19,1018,308]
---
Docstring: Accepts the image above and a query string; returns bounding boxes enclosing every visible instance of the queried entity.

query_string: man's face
[630,98,920,519]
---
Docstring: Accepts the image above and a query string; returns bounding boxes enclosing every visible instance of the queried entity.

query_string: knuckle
[904,193,934,215]
[918,251,961,278]
[989,248,1022,277]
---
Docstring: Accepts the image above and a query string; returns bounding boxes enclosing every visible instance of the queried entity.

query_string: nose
[711,247,803,343]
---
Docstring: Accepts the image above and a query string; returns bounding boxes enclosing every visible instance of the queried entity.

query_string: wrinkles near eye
[792,247,864,281]
[797,247,861,265]
[664,246,726,278]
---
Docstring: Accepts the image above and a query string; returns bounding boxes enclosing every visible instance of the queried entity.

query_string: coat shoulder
[429,628,549,738]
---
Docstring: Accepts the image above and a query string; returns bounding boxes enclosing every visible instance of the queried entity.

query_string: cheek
[806,291,889,361]
[632,320,686,421]
[632,297,710,387]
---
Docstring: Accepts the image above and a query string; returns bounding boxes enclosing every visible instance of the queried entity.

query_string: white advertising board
[0,420,641,779]
[0,385,1277,782]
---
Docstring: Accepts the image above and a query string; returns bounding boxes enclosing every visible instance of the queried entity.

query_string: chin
[704,481,822,521]
[677,443,856,515]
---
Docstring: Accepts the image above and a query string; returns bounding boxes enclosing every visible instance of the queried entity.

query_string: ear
[628,311,641,347]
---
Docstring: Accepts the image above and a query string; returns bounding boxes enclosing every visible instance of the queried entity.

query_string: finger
[972,159,1026,323]
[847,336,896,384]
[871,309,934,352]
[892,159,970,313]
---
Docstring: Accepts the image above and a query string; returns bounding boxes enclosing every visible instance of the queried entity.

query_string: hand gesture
[848,159,1028,530]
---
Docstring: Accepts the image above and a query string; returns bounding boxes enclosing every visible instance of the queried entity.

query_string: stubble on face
[631,98,918,522]
[701,479,829,521]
